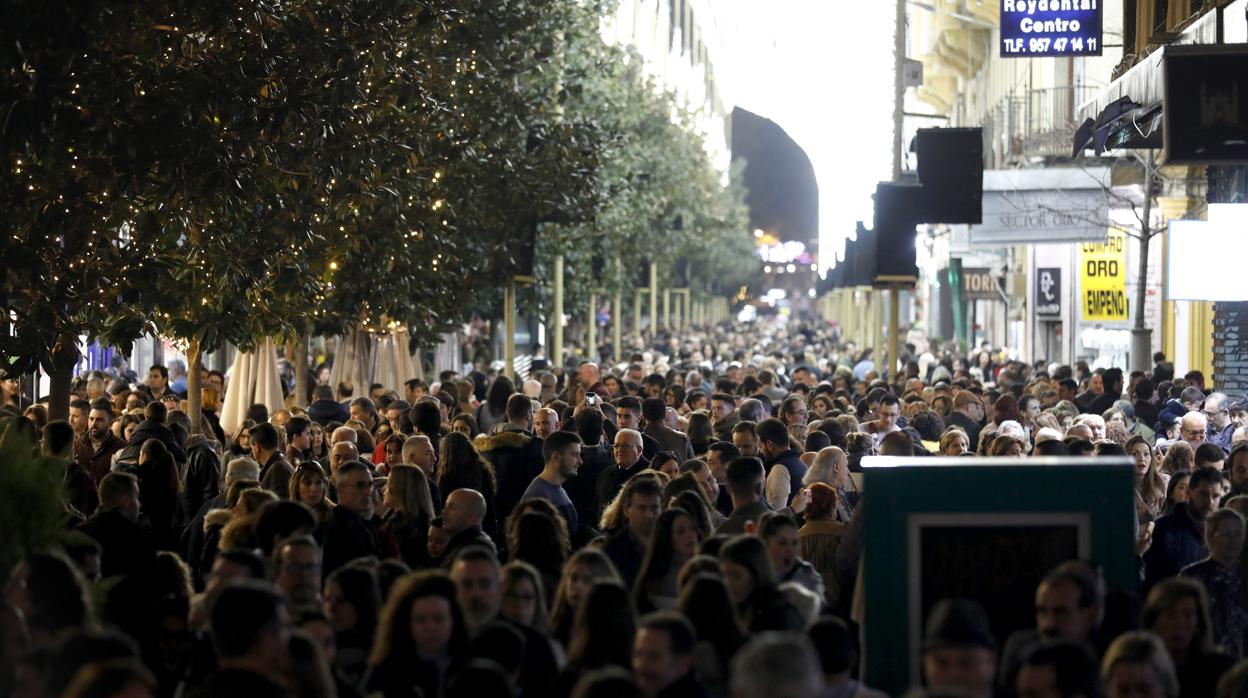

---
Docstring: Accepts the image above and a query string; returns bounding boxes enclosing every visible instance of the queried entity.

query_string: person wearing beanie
[921,597,997,698]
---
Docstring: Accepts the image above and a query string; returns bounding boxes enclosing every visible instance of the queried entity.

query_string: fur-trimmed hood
[204,508,233,531]
[473,430,533,453]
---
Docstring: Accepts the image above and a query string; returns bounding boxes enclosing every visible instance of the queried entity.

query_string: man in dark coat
[181,434,222,528]
[321,461,380,575]
[641,397,695,462]
[947,391,985,451]
[566,408,614,534]
[602,477,663,587]
[758,417,807,508]
[250,422,293,499]
[185,582,288,698]
[440,489,496,565]
[1145,467,1225,589]
[307,384,350,426]
[473,393,543,526]
[114,401,187,466]
[78,472,157,580]
[594,428,651,526]
[75,404,126,486]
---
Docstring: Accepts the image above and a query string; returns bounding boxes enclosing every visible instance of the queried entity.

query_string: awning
[1073,0,1247,155]
[1072,99,1163,156]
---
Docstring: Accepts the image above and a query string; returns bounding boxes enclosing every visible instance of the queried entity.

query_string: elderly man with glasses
[1181,411,1209,452]
[1204,392,1237,453]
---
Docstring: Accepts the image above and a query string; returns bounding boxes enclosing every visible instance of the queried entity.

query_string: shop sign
[970,190,1108,247]
[963,268,1000,301]
[1000,0,1103,57]
[1080,229,1128,321]
[1036,267,1062,317]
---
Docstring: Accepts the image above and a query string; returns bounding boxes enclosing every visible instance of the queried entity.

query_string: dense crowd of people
[5,317,1248,698]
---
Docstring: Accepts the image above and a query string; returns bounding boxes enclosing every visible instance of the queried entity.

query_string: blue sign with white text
[1000,0,1103,58]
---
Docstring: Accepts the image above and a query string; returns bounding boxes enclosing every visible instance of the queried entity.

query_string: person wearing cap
[921,597,997,698]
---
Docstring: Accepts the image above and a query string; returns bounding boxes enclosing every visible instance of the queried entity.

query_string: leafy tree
[1,3,168,418]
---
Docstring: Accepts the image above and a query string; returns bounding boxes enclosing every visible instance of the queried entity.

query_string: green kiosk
[860,456,1137,696]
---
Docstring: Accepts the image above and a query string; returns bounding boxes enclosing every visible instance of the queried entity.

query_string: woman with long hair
[549,549,620,646]
[601,375,624,399]
[382,464,437,569]
[1141,577,1235,697]
[676,573,747,697]
[988,434,1026,457]
[803,446,854,521]
[501,561,550,634]
[557,581,637,696]
[634,508,702,613]
[226,418,256,460]
[450,413,479,439]
[366,570,469,698]
[506,498,571,569]
[435,431,499,540]
[289,463,335,527]
[651,451,679,479]
[685,412,714,456]
[476,376,514,434]
[327,564,382,687]
[1162,442,1196,476]
[508,510,567,599]
[718,535,804,633]
[1101,631,1179,698]
[1164,470,1192,515]
[124,438,183,549]
[1128,435,1168,523]
[200,387,227,445]
[309,422,329,463]
[799,482,847,606]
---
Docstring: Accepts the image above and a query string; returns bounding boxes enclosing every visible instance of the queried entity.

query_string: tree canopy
[2,0,755,411]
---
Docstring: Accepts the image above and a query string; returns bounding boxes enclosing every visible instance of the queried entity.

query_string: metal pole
[873,291,884,369]
[634,289,643,339]
[663,288,671,332]
[889,283,901,382]
[553,256,564,368]
[504,281,516,381]
[649,262,658,341]
[613,259,623,365]
[587,292,596,364]
[892,0,906,182]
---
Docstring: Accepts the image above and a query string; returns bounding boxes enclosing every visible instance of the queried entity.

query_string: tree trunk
[1131,165,1155,374]
[45,333,80,422]
[187,337,204,435]
[294,328,309,408]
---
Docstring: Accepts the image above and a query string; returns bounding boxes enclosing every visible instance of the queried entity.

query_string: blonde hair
[387,464,436,520]
[939,428,969,454]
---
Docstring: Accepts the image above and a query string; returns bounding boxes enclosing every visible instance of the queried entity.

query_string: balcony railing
[980,83,1101,167]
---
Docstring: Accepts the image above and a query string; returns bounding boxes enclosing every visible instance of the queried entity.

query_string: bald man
[534,407,559,441]
[1182,411,1209,451]
[331,426,358,445]
[439,488,496,565]
[329,441,359,478]
[1065,423,1094,443]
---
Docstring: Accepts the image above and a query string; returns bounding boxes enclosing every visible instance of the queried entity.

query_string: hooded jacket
[474,428,543,526]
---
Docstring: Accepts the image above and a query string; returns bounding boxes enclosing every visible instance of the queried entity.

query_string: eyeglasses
[282,562,321,575]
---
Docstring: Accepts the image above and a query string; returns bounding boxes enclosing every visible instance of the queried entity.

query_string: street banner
[1080,228,1128,321]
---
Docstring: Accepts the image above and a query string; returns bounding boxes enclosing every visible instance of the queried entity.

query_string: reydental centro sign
[1000,0,1103,58]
